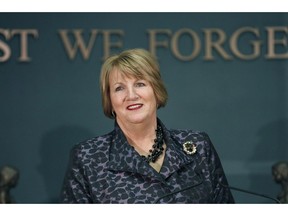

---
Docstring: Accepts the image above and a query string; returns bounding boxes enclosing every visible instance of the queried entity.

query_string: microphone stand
[220,182,281,204]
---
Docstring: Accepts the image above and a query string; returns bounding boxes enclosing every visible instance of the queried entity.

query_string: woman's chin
[126,115,153,125]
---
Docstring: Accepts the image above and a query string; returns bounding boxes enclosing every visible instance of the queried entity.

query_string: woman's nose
[127,87,139,100]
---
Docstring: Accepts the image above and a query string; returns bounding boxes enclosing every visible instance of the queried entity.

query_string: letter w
[58,29,98,60]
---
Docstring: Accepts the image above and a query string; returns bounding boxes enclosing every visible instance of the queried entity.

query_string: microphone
[219,181,281,204]
[155,168,281,203]
[214,168,281,203]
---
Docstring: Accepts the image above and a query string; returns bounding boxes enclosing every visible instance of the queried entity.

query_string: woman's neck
[117,118,166,173]
[117,118,158,153]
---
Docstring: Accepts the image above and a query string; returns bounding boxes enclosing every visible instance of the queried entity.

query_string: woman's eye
[136,82,146,87]
[115,86,123,92]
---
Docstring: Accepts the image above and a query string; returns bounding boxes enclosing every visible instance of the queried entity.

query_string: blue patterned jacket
[61,119,234,203]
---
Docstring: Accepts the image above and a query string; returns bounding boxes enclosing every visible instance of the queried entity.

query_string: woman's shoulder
[72,130,115,154]
[169,128,210,142]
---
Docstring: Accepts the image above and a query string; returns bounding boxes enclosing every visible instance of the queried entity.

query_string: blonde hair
[100,48,168,119]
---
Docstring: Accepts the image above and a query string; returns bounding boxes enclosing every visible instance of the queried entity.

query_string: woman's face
[109,68,157,126]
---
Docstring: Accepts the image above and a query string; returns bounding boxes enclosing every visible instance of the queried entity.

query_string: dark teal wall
[0,13,287,203]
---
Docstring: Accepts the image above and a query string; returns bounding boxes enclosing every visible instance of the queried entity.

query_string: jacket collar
[107,120,161,181]
[107,119,197,181]
[160,122,197,179]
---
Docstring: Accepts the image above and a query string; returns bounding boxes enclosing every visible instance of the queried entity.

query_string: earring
[111,111,116,118]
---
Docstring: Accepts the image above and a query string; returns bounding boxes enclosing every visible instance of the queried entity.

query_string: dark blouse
[61,119,234,203]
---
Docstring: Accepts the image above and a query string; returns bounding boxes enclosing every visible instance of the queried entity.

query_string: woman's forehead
[109,68,144,81]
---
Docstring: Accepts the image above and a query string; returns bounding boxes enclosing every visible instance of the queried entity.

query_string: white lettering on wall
[58,29,124,61]
[1,27,288,63]
[0,29,38,62]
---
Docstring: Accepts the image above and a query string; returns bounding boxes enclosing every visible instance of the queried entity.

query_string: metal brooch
[183,141,197,155]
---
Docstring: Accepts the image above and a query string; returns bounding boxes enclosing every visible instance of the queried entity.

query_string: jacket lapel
[106,119,203,182]
[163,139,195,169]
[159,124,199,179]
[107,122,165,182]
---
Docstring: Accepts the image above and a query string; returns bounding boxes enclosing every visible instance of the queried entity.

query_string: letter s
[0,29,11,62]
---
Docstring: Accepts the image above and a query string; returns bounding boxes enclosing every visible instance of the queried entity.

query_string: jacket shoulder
[76,130,113,149]
[69,131,114,164]
[170,129,210,143]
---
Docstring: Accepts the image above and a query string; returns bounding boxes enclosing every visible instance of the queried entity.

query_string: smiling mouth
[127,104,143,110]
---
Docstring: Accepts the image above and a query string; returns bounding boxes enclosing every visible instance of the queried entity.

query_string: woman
[61,48,234,203]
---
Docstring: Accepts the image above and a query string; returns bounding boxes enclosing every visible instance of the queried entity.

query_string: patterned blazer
[61,119,234,203]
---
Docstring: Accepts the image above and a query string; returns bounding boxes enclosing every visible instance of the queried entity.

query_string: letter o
[171,28,201,61]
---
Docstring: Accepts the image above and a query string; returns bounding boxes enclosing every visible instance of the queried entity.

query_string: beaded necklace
[141,124,164,163]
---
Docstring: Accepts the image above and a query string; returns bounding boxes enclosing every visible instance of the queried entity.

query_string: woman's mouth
[127,104,143,110]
